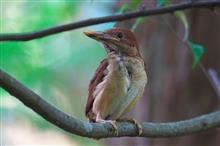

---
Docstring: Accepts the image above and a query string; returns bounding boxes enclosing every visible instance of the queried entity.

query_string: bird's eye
[116,32,123,39]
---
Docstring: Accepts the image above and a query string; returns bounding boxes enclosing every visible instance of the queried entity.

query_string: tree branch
[1,0,220,41]
[0,69,220,139]
[208,68,220,99]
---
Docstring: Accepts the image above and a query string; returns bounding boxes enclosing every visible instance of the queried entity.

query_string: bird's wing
[85,59,108,120]
[115,83,146,118]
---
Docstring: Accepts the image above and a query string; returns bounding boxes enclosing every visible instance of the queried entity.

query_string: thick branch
[1,0,220,41]
[0,69,220,139]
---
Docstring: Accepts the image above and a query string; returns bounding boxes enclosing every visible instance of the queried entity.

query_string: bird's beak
[83,31,118,42]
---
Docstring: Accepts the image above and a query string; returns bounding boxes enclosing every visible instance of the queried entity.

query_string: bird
[83,28,147,136]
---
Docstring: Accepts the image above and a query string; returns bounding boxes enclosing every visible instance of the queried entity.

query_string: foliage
[174,11,189,41]
[131,0,141,9]
[131,18,144,32]
[174,10,204,69]
[117,1,144,31]
[116,3,129,14]
[187,41,205,69]
[156,0,204,69]
[1,1,109,145]
[156,0,166,7]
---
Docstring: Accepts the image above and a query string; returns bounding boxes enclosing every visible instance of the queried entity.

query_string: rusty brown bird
[84,28,147,135]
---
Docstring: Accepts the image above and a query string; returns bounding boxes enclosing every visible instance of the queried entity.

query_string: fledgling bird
[84,28,147,135]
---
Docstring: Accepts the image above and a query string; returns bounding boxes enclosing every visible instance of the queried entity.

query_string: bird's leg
[96,114,118,136]
[116,118,143,136]
[131,118,143,136]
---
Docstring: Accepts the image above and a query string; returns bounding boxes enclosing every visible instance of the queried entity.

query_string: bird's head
[84,28,140,57]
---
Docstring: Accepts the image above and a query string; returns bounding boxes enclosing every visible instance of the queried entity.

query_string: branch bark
[0,0,220,41]
[0,69,220,139]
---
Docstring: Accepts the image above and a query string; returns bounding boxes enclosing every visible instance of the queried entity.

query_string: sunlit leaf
[175,11,189,41]
[131,18,144,32]
[187,41,205,69]
[131,0,141,9]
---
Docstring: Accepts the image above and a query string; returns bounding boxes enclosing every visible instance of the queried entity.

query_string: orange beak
[83,31,118,42]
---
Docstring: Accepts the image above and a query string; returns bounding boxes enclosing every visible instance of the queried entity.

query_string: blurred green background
[1,0,116,145]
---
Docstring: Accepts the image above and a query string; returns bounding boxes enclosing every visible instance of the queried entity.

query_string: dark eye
[116,32,123,39]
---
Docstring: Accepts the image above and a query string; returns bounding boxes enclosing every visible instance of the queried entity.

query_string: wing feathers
[85,59,108,120]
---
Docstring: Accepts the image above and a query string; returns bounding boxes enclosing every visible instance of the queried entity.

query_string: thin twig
[0,0,220,41]
[161,16,220,99]
[208,68,220,99]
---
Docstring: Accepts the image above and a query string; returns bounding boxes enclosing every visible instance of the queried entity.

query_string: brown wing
[85,59,108,121]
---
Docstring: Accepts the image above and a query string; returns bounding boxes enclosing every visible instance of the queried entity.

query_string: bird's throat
[103,42,118,54]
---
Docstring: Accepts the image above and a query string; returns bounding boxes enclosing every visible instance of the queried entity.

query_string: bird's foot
[96,119,118,136]
[116,118,143,136]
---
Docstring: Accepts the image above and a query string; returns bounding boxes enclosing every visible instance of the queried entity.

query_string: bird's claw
[116,118,143,136]
[96,119,118,136]
[131,118,143,136]
[109,120,118,136]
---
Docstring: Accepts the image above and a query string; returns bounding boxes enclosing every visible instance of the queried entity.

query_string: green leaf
[131,0,141,9]
[116,4,129,14]
[187,41,205,69]
[131,18,144,32]
[156,0,166,7]
[113,4,129,27]
[174,11,189,41]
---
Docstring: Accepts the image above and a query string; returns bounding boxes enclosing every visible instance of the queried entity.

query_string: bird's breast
[124,56,147,82]
[92,55,147,120]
